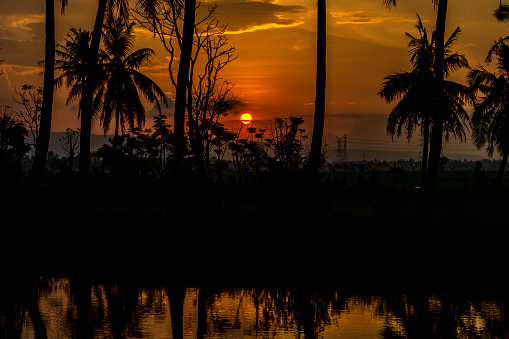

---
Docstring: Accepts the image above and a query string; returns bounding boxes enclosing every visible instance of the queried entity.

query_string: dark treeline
[3,0,509,194]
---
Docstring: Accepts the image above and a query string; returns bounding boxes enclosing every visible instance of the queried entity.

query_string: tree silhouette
[32,0,68,177]
[99,18,167,137]
[494,3,509,23]
[78,0,109,177]
[0,108,30,178]
[13,84,43,149]
[152,114,173,173]
[188,11,237,175]
[55,28,104,119]
[76,0,168,177]
[379,16,472,187]
[134,0,198,178]
[383,0,449,197]
[173,0,197,177]
[59,128,80,171]
[468,39,509,188]
[308,0,326,174]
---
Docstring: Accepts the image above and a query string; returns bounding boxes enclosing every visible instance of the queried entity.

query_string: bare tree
[12,85,43,151]
[59,128,80,171]
[134,0,197,176]
[134,2,237,175]
[188,12,237,173]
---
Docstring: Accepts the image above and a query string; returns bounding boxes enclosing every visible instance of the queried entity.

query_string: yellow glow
[241,113,253,124]
[225,20,303,35]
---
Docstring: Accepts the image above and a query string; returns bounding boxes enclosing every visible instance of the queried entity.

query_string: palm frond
[494,4,509,23]
[444,27,461,53]
[382,0,397,9]
[124,48,156,70]
[378,72,418,103]
[130,69,168,108]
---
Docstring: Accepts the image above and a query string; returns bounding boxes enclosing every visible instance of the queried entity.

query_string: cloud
[208,0,307,34]
[1,63,42,77]
[0,37,45,71]
[0,15,45,41]
[330,10,415,25]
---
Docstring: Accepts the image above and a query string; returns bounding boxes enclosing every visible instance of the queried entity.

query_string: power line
[335,134,348,162]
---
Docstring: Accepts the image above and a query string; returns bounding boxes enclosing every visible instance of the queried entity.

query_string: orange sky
[1,0,508,159]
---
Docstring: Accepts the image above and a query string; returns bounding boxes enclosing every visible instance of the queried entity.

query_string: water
[3,277,508,338]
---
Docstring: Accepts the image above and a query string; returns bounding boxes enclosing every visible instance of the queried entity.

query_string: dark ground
[1,170,508,294]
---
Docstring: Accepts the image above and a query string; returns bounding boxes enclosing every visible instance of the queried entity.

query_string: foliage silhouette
[12,84,43,149]
[55,28,104,120]
[383,0,449,197]
[378,16,472,187]
[135,1,237,178]
[0,108,30,179]
[468,17,509,187]
[59,128,80,172]
[99,17,167,137]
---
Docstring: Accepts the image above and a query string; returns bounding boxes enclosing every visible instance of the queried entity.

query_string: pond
[2,276,508,338]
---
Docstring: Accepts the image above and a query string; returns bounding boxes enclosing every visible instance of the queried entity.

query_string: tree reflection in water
[2,277,509,338]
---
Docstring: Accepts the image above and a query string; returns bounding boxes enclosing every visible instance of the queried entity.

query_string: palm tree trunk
[425,0,448,196]
[167,286,186,339]
[308,0,326,174]
[32,0,55,176]
[172,0,196,176]
[79,0,108,177]
[115,97,121,138]
[493,151,508,188]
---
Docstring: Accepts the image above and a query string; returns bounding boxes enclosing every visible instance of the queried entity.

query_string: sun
[241,113,253,124]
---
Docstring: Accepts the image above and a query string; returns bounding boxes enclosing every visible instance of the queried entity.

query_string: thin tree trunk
[68,149,74,172]
[32,0,55,176]
[172,0,196,176]
[493,151,508,188]
[79,0,108,177]
[115,97,121,138]
[420,116,430,188]
[308,0,326,174]
[425,0,448,197]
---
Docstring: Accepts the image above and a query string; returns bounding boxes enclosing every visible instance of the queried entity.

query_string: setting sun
[241,113,253,124]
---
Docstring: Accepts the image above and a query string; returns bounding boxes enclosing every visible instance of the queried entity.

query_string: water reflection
[2,277,509,338]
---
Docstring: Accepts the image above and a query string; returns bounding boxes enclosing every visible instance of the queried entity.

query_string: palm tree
[55,28,104,115]
[78,0,109,177]
[494,3,509,22]
[379,16,471,187]
[308,0,326,174]
[379,16,433,186]
[99,18,167,137]
[468,39,509,188]
[79,0,194,178]
[32,0,68,176]
[383,0,449,196]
